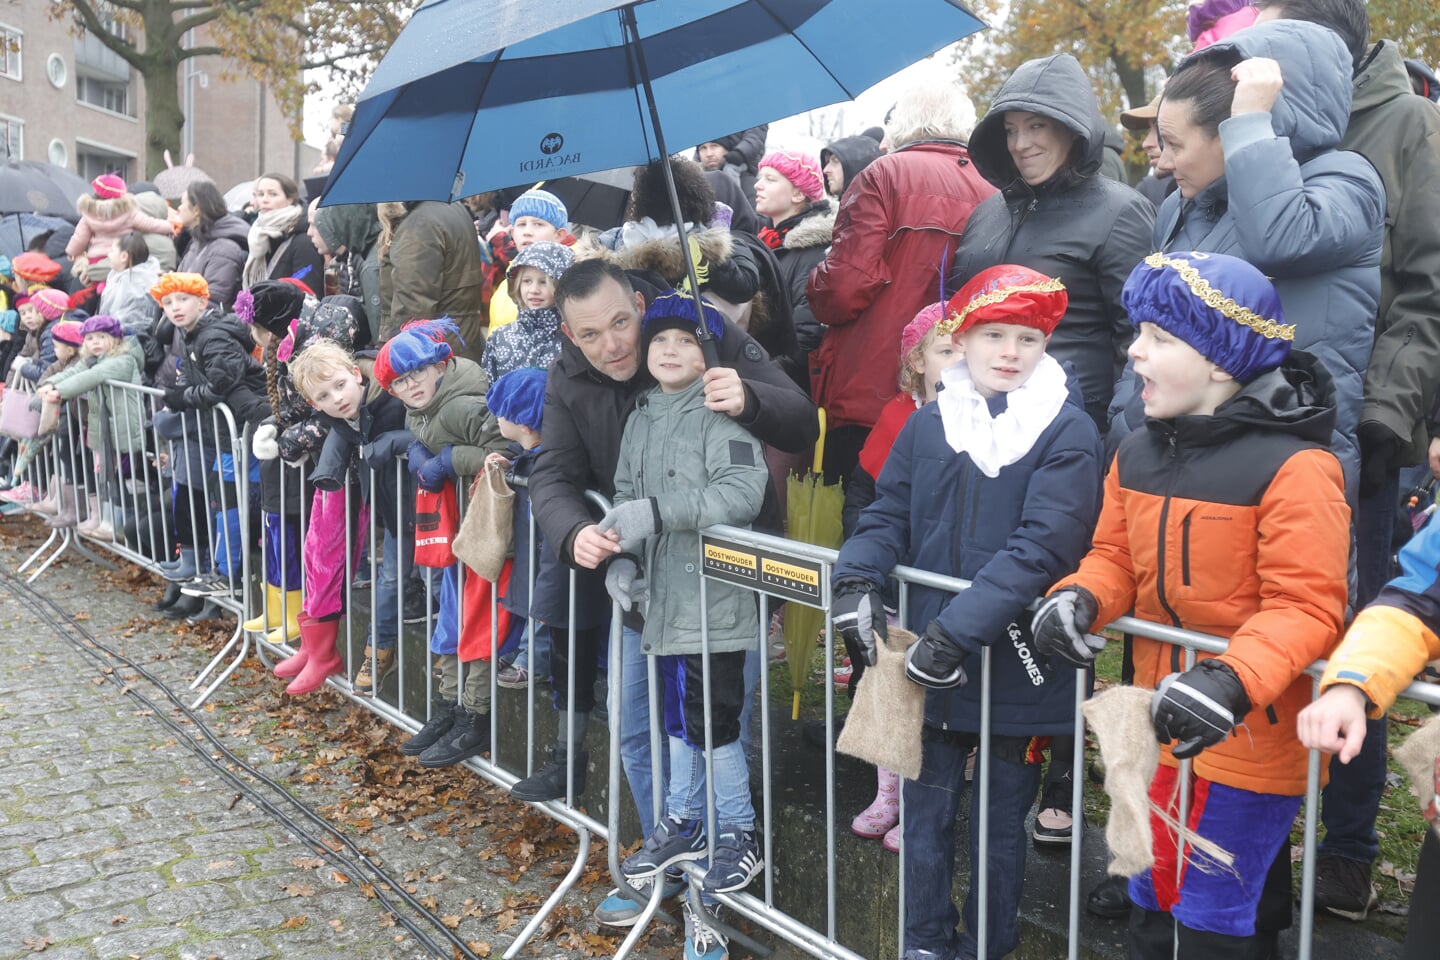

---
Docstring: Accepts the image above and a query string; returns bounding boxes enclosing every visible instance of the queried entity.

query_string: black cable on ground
[1,569,487,960]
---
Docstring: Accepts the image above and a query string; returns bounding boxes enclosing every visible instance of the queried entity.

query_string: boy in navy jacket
[833,265,1104,960]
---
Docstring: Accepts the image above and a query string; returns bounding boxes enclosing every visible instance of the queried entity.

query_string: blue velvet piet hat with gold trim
[1122,251,1292,383]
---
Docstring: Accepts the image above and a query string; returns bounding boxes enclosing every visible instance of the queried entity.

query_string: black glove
[1031,586,1105,668]
[1151,658,1252,760]
[1358,421,1403,499]
[163,385,191,410]
[831,577,886,666]
[905,621,968,689]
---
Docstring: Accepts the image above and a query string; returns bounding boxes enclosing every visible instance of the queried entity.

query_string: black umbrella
[530,167,636,232]
[0,160,88,218]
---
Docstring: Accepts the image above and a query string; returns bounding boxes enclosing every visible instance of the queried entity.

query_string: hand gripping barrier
[12,393,1438,960]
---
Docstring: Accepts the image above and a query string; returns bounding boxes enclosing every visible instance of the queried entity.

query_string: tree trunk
[135,1,186,179]
[1111,51,1154,185]
[141,56,185,178]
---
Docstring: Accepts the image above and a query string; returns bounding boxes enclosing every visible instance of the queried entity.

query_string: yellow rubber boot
[265,590,303,644]
[243,584,280,634]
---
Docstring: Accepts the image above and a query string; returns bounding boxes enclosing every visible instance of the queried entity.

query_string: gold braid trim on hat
[1141,252,1294,341]
[937,279,1067,336]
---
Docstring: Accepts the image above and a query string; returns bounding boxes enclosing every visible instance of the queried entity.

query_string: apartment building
[1,5,318,195]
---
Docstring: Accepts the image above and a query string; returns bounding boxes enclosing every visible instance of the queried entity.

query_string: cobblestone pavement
[0,520,687,960]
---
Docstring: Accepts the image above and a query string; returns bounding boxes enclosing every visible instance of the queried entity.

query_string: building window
[0,116,21,160]
[0,24,21,82]
[76,74,131,116]
[76,145,131,182]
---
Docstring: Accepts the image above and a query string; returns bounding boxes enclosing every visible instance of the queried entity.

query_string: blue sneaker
[622,816,705,880]
[703,827,763,895]
[592,871,685,928]
[683,899,729,960]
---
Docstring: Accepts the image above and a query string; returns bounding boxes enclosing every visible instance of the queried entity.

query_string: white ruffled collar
[935,354,1070,477]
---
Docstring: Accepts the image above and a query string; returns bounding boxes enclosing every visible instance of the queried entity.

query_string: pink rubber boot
[285,616,343,695]
[272,612,314,679]
[851,766,900,839]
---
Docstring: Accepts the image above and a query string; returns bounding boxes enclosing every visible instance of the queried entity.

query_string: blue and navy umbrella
[323,0,987,205]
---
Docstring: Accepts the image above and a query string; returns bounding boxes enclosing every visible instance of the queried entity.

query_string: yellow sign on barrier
[701,535,825,607]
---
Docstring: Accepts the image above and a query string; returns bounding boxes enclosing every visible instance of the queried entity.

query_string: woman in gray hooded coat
[1138,18,1385,504]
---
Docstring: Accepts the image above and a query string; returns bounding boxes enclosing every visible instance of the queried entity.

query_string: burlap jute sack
[452,459,514,582]
[1394,712,1440,840]
[1084,685,1236,878]
[837,627,924,781]
[1083,686,1161,876]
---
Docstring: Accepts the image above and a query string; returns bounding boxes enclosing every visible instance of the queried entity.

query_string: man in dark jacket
[820,134,883,200]
[528,258,816,926]
[1120,93,1177,210]
[695,124,769,205]
[377,201,487,361]
[1253,0,1440,926]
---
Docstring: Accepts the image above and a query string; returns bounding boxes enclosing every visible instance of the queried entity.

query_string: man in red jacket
[807,72,995,481]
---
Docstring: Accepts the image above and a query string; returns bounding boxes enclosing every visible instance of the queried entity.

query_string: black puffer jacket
[949,54,1155,431]
[769,201,836,367]
[175,313,269,427]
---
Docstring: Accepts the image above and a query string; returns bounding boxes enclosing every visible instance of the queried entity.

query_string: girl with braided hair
[234,280,316,649]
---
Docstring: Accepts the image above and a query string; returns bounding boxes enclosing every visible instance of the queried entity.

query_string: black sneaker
[418,708,491,767]
[510,744,587,802]
[703,827,763,895]
[401,700,458,756]
[402,588,432,624]
[623,816,707,881]
[1032,775,1075,847]
[1086,875,1132,920]
[181,574,236,598]
[1313,855,1377,921]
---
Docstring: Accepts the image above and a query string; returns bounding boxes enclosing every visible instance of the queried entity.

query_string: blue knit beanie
[373,318,460,390]
[1122,252,1292,384]
[509,189,568,230]
[641,290,725,349]
[486,367,547,433]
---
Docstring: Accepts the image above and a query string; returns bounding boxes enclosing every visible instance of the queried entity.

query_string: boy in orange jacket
[1032,252,1350,958]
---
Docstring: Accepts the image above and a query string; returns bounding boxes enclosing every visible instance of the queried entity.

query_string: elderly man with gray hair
[807,67,995,482]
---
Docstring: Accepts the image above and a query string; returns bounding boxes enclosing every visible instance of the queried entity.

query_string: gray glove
[597,498,660,543]
[604,556,649,612]
[1031,586,1105,668]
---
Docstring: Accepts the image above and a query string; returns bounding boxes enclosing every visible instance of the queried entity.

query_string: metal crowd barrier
[696,521,1440,960]
[8,380,1439,960]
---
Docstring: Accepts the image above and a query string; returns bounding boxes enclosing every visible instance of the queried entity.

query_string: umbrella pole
[621,6,721,369]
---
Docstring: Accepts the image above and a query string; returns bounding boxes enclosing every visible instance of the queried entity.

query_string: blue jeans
[667,738,755,831]
[373,529,400,650]
[620,625,668,838]
[508,622,552,677]
[903,731,1041,960]
[619,626,760,839]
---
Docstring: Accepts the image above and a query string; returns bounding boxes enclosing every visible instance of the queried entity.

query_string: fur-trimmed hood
[77,192,137,222]
[608,225,734,283]
[782,208,836,251]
